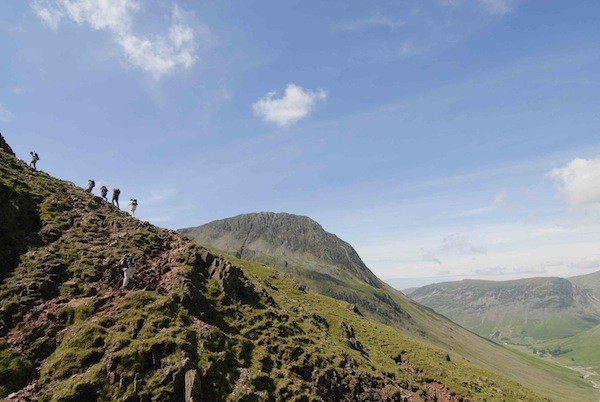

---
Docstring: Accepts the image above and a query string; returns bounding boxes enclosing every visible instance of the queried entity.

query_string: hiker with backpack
[112,188,121,208]
[120,254,135,288]
[100,186,108,201]
[29,152,39,169]
[129,199,138,218]
[85,179,95,193]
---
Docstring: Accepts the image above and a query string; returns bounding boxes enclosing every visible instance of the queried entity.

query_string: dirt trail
[566,365,600,401]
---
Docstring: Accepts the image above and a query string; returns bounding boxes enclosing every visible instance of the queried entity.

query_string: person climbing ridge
[129,199,138,218]
[100,185,108,201]
[29,151,39,170]
[112,188,120,208]
[121,254,135,288]
[85,179,95,193]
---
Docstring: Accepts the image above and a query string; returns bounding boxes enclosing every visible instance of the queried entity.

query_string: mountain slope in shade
[179,213,597,400]
[3,143,590,401]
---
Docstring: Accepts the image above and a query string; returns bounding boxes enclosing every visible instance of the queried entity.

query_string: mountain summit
[181,212,380,286]
[180,212,407,325]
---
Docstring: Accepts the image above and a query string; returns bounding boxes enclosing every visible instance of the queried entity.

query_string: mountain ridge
[2,141,586,400]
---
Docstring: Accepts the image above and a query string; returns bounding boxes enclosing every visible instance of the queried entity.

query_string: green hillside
[409,274,600,393]
[0,144,563,401]
[179,214,597,400]
[409,277,600,343]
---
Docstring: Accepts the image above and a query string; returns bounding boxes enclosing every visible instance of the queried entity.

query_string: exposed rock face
[185,369,201,402]
[0,133,14,156]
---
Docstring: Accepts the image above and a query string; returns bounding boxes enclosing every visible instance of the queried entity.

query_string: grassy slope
[0,151,594,401]
[181,220,597,400]
[410,278,600,343]
[546,323,600,370]
[0,154,591,401]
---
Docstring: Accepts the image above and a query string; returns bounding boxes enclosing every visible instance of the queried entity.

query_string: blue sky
[1,0,600,287]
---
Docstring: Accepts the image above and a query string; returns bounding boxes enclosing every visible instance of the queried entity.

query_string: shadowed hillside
[1,143,583,401]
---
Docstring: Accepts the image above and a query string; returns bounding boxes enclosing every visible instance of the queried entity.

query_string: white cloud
[334,11,404,32]
[549,157,600,206]
[31,0,198,79]
[0,104,14,122]
[252,84,327,127]
[31,1,64,30]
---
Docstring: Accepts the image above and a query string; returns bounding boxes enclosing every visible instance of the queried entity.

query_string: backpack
[34,153,39,161]
[100,186,107,193]
[114,189,120,197]
[125,255,133,266]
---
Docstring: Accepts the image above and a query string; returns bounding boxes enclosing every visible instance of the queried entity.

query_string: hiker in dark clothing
[100,186,108,201]
[112,188,121,208]
[29,152,39,169]
[85,179,95,193]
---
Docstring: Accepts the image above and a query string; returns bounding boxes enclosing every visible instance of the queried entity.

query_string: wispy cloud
[144,189,178,207]
[477,0,514,15]
[333,11,405,32]
[397,40,424,58]
[549,157,600,206]
[422,249,442,265]
[440,233,488,255]
[458,190,505,217]
[0,104,14,122]
[421,232,487,264]
[441,0,515,15]
[252,83,327,127]
[31,0,199,79]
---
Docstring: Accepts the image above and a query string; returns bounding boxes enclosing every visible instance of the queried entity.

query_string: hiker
[112,188,120,208]
[29,152,39,169]
[121,254,135,288]
[85,179,95,193]
[100,186,108,201]
[129,199,138,218]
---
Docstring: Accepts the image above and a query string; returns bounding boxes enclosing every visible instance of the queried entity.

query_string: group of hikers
[25,149,139,289]
[85,179,138,218]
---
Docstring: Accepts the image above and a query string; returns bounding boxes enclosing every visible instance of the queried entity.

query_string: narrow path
[565,365,600,401]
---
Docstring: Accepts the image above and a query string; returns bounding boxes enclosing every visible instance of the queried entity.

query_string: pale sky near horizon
[1,1,600,288]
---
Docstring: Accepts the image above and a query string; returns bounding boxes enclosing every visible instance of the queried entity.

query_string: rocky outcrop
[0,133,14,156]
